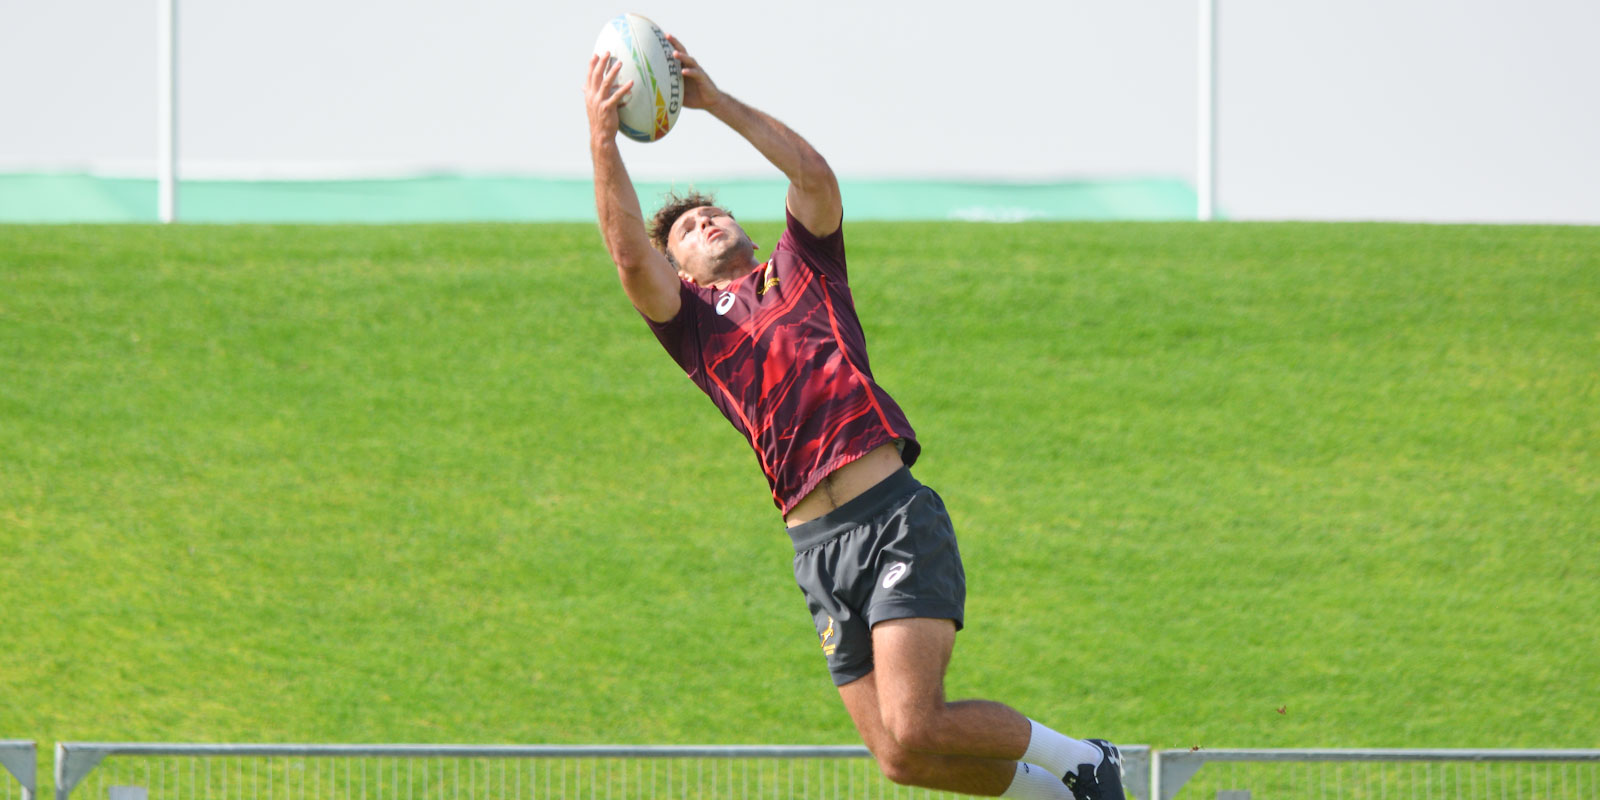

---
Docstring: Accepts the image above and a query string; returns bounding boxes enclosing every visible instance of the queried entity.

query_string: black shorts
[789,468,966,686]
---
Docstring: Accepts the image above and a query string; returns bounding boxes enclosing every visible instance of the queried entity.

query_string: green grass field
[2,221,1596,781]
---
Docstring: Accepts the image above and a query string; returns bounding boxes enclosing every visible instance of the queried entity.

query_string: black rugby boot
[1061,739,1125,800]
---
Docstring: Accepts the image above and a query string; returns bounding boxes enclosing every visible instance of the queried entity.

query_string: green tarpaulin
[0,173,1198,223]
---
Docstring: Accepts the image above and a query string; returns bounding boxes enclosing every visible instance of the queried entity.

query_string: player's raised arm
[585,53,682,323]
[668,34,842,238]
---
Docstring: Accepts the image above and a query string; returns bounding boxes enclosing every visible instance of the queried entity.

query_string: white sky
[2,0,1597,222]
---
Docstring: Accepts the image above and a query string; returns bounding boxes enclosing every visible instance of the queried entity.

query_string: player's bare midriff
[784,442,906,527]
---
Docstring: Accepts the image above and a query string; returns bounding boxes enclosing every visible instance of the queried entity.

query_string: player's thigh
[837,672,883,741]
[870,617,957,735]
[838,670,942,785]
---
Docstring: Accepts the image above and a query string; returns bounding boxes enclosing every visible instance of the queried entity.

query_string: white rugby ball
[593,13,683,143]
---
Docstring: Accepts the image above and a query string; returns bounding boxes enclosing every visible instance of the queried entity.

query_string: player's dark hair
[649,189,721,266]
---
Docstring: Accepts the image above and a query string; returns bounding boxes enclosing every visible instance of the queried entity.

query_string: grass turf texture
[2,222,1596,769]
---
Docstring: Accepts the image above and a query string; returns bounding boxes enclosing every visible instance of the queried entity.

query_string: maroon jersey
[645,210,920,514]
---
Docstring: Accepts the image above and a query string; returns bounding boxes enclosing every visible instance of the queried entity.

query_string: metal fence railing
[1152,749,1600,800]
[0,741,36,800]
[56,743,1600,800]
[54,743,1154,800]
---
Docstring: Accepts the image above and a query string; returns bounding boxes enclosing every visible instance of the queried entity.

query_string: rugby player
[583,35,1126,800]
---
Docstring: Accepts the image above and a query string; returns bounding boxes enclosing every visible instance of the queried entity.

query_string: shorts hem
[867,603,965,632]
[829,659,875,687]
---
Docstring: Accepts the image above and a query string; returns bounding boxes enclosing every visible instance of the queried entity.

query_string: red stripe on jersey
[818,274,898,433]
[703,362,781,501]
[812,396,876,472]
[703,262,813,378]
[747,264,816,342]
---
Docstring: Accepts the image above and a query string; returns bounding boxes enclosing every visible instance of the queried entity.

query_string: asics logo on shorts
[881,562,911,589]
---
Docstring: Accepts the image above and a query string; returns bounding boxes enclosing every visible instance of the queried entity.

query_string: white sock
[1002,762,1074,800]
[1022,719,1103,778]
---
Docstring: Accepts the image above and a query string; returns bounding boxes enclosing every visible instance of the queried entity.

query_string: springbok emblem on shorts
[819,616,837,656]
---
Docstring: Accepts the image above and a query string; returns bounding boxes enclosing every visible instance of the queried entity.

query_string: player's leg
[839,617,1073,798]
[837,667,1030,797]
[796,473,1122,797]
[866,616,1126,800]
[871,617,1031,759]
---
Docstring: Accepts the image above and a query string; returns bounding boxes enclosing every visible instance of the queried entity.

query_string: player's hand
[584,52,633,143]
[667,34,723,111]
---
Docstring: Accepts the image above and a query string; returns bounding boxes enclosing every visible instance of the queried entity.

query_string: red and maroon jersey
[645,210,920,514]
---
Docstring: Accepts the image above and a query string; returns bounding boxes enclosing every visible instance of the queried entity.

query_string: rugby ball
[593,13,682,143]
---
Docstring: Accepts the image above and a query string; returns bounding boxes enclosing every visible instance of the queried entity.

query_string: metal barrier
[49,743,1600,800]
[55,743,1153,800]
[1152,749,1600,800]
[0,741,36,800]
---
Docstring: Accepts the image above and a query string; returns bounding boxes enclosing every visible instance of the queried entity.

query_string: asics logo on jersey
[715,292,735,315]
[881,562,911,589]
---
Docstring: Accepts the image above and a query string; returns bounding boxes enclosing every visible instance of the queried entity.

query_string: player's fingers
[603,55,625,89]
[603,79,634,108]
[666,34,696,66]
[587,53,615,93]
[589,55,622,95]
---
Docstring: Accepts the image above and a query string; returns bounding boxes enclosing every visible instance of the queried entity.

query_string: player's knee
[882,712,942,756]
[872,745,930,787]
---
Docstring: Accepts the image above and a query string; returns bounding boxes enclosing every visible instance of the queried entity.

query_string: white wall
[2,0,1596,222]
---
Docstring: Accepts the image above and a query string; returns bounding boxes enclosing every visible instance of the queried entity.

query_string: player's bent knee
[882,714,943,756]
[874,753,921,787]
[872,744,935,787]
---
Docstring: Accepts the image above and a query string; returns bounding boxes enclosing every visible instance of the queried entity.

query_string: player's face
[668,206,756,284]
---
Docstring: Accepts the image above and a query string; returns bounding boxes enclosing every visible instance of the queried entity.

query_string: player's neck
[697,255,760,289]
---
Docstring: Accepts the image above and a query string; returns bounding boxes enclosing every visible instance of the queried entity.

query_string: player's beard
[702,230,756,282]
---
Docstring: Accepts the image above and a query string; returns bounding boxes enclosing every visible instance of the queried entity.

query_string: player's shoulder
[774,209,847,282]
